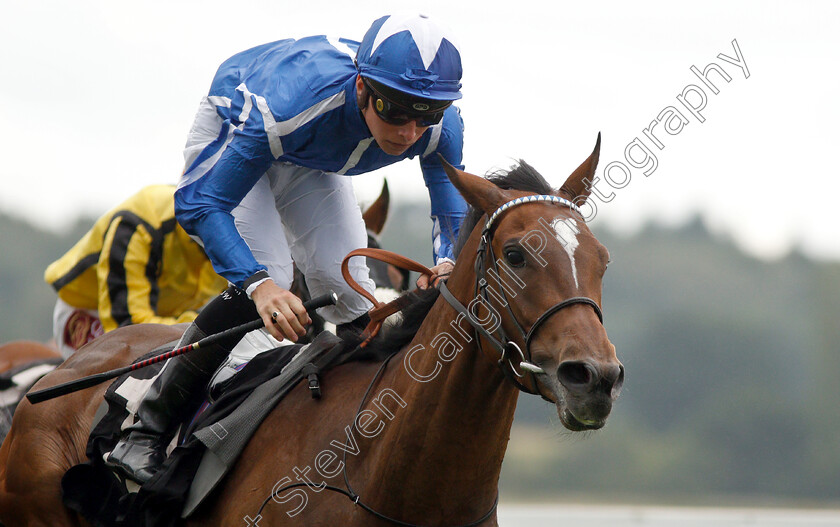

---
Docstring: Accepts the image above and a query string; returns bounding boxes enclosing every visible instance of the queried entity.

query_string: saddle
[62,330,354,527]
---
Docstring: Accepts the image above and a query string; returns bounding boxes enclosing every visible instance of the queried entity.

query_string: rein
[341,248,436,346]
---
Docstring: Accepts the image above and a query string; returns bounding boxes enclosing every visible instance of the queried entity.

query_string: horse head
[440,133,623,431]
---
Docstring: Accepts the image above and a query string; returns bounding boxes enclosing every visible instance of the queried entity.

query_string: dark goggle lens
[373,97,445,126]
[365,80,449,127]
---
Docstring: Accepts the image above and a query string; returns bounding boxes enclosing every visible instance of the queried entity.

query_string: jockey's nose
[397,120,420,141]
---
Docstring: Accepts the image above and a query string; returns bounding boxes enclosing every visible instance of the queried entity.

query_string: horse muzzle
[547,358,625,431]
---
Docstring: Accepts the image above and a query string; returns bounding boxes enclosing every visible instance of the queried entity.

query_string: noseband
[439,195,604,400]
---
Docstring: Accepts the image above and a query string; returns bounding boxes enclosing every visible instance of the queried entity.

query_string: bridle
[285,195,606,525]
[438,194,604,401]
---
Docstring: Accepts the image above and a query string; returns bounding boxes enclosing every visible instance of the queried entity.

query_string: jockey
[44,185,227,358]
[106,13,468,483]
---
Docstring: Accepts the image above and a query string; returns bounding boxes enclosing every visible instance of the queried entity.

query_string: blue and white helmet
[356,13,463,101]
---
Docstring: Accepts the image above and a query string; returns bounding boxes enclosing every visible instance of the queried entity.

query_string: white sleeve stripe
[422,123,443,159]
[197,83,347,169]
[268,90,346,140]
[335,138,375,175]
[236,83,283,158]
[208,95,231,108]
[235,83,254,123]
[254,95,281,158]
[326,36,357,58]
[179,122,240,189]
[432,216,442,256]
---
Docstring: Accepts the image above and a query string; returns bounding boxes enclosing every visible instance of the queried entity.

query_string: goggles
[363,78,450,127]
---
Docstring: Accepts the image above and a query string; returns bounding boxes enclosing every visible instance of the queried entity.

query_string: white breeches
[183,98,375,325]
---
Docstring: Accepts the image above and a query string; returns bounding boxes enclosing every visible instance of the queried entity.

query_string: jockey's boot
[106,286,257,484]
[105,323,229,483]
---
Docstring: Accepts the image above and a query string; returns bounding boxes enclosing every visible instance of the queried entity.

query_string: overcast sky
[3,1,838,261]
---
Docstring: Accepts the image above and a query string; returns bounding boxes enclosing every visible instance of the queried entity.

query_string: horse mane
[362,160,554,358]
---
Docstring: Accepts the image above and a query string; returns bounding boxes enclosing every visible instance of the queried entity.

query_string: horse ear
[559,132,601,202]
[438,155,508,214]
[361,179,390,235]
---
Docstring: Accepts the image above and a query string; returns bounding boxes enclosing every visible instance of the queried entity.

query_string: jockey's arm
[175,135,309,342]
[417,107,468,288]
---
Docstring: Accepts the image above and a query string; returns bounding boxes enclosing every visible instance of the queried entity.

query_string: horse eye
[504,248,526,267]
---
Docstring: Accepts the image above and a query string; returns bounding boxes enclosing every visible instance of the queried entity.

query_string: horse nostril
[557,361,596,391]
[558,361,624,397]
[610,364,625,398]
[602,364,622,387]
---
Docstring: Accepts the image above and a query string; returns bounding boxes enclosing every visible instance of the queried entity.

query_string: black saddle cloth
[62,331,353,527]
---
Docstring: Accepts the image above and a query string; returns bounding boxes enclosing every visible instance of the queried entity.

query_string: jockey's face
[356,76,430,156]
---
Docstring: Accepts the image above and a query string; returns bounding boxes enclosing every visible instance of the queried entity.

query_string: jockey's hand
[417,261,454,290]
[251,280,311,342]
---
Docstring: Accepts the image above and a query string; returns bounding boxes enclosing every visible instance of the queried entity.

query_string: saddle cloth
[0,357,62,407]
[0,358,63,442]
[62,331,352,527]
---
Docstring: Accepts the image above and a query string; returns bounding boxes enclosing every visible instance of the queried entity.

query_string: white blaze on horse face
[551,216,581,289]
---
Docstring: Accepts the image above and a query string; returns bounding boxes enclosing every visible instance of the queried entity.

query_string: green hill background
[1,204,837,506]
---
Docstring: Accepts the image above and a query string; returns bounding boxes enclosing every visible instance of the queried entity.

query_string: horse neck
[360,268,519,519]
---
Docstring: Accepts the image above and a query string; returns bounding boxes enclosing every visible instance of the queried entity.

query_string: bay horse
[0,341,60,374]
[0,341,62,441]
[0,135,622,526]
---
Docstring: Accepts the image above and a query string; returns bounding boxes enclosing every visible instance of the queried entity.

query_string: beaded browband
[484,195,582,231]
